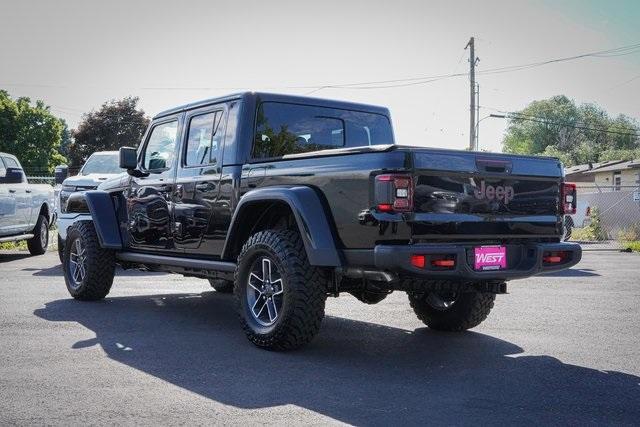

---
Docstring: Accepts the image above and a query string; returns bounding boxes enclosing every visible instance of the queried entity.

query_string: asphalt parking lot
[0,250,639,426]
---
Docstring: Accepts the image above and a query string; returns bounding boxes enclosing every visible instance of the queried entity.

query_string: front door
[173,106,226,256]
[0,158,18,236]
[2,156,32,232]
[126,117,181,253]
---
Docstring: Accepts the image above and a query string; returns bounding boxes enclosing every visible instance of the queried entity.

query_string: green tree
[69,97,149,168]
[58,118,73,159]
[502,95,640,166]
[0,90,66,174]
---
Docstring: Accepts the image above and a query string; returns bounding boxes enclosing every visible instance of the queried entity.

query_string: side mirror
[0,167,25,184]
[119,147,138,170]
[54,164,68,185]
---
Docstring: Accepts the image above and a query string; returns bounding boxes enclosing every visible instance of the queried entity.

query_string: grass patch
[0,240,28,250]
[0,229,58,251]
[622,240,640,252]
[571,227,596,241]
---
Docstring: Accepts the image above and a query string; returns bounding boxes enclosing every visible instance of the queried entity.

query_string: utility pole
[465,37,479,150]
[474,83,480,150]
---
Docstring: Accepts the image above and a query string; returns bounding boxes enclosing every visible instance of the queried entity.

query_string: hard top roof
[153,92,391,119]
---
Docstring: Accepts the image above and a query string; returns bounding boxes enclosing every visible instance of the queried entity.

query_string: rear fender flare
[222,186,342,266]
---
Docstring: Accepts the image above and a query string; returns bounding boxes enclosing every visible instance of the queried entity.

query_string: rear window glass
[253,102,393,160]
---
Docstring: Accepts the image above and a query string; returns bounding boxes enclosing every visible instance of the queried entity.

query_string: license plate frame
[474,246,507,271]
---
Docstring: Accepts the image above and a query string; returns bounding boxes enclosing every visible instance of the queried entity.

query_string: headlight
[59,186,76,213]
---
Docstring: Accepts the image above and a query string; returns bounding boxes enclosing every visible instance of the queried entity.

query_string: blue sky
[544,0,640,48]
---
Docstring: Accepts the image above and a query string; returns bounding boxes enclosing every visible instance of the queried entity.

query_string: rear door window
[184,110,224,167]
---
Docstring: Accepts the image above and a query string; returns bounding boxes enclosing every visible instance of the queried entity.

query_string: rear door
[173,105,226,256]
[125,117,181,252]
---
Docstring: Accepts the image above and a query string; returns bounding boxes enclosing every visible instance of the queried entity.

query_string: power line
[487,110,640,138]
[2,42,639,92]
[302,42,640,90]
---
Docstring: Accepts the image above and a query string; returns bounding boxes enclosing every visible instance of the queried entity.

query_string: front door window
[142,121,179,172]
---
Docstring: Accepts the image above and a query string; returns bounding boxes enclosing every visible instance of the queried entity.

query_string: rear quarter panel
[245,150,410,249]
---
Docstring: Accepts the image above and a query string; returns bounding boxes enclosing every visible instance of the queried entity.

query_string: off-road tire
[27,215,49,255]
[63,221,115,301]
[349,290,390,304]
[408,290,496,331]
[234,229,328,351]
[563,215,574,241]
[208,278,234,293]
[57,233,65,263]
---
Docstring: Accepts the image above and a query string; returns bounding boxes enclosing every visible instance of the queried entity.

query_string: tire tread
[27,214,48,255]
[234,229,327,350]
[63,221,115,301]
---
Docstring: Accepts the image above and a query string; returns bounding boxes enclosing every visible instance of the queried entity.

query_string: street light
[474,114,507,151]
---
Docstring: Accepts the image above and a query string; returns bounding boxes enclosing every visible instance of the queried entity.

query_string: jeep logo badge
[474,181,514,205]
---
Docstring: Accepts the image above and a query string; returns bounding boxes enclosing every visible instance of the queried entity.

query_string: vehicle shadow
[539,268,600,277]
[0,252,33,263]
[34,292,639,425]
[26,265,167,277]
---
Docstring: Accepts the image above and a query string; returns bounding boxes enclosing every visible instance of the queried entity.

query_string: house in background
[584,160,640,191]
[565,159,640,191]
[564,159,640,239]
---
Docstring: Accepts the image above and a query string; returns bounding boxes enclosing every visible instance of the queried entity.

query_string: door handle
[195,182,215,191]
[8,189,16,193]
[25,189,32,193]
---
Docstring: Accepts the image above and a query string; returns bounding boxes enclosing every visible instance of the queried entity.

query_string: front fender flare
[84,190,122,249]
[222,186,342,267]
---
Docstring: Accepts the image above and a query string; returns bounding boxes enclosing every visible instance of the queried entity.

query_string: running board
[115,251,236,272]
[0,234,34,243]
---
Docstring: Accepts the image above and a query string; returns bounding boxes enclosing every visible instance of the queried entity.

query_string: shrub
[587,207,608,241]
[571,227,597,241]
[618,224,640,242]
[570,207,608,241]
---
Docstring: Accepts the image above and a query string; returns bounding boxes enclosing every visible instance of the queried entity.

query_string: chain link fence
[26,176,56,185]
[569,185,640,251]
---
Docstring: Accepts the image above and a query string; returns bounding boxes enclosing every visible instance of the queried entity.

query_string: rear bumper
[373,242,582,281]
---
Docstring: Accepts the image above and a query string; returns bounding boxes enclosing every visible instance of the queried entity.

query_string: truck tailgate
[408,149,563,239]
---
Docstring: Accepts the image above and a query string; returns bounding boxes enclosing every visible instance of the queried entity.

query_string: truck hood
[63,173,120,188]
[97,172,130,191]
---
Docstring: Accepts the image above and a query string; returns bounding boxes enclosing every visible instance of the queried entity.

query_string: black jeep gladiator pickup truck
[61,92,581,350]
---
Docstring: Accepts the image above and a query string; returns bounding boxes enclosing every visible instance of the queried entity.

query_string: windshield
[80,153,122,175]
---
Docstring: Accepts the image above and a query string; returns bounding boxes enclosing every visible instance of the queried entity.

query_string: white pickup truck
[0,152,56,255]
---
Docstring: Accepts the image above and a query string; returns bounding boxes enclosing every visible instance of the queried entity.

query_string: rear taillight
[561,183,577,215]
[543,250,571,265]
[410,254,456,270]
[375,174,413,213]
